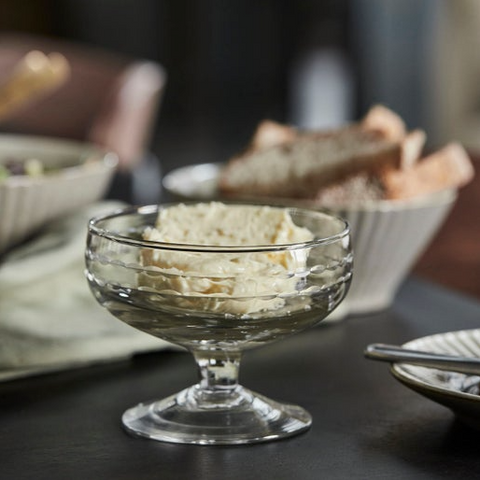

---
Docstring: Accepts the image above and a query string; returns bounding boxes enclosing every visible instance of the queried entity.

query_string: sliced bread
[361,104,407,141]
[381,143,474,199]
[219,126,401,198]
[314,143,473,205]
[248,120,297,150]
[219,105,474,205]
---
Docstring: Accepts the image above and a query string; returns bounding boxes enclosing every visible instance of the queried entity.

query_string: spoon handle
[364,343,480,376]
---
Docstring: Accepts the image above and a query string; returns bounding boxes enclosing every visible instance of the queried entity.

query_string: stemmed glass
[85,203,352,445]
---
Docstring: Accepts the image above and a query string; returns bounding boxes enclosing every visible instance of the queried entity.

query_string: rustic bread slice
[249,120,297,150]
[219,127,401,198]
[219,105,473,205]
[219,105,413,198]
[381,142,474,199]
[251,106,414,153]
[312,127,427,205]
[314,143,474,205]
[313,173,385,205]
[400,129,426,169]
[361,105,426,168]
[361,104,407,141]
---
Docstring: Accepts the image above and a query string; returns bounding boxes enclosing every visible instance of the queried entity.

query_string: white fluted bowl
[162,162,457,316]
[327,190,456,315]
[0,134,118,254]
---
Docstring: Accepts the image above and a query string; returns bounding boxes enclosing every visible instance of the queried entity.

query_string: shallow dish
[163,162,456,316]
[0,133,117,253]
[392,329,480,429]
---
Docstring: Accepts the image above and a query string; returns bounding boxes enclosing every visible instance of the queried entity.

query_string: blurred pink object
[0,33,166,171]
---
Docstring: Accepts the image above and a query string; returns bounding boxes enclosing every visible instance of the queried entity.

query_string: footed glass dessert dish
[85,203,352,445]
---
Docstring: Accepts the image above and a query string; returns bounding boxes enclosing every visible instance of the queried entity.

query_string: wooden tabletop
[414,155,480,300]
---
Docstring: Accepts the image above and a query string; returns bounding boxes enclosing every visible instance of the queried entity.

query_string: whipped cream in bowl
[85,201,352,445]
[140,202,316,316]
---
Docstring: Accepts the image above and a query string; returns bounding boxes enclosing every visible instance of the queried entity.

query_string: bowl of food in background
[163,105,475,318]
[0,133,117,254]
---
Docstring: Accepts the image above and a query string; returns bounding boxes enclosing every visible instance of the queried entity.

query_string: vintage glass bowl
[85,204,352,445]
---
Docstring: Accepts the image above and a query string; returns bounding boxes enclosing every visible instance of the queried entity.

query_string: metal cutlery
[365,343,480,376]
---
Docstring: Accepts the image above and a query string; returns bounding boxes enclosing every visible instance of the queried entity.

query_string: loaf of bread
[219,105,474,205]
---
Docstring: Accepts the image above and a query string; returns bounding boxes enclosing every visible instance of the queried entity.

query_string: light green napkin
[0,201,172,380]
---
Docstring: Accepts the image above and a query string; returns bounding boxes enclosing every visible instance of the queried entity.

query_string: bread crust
[249,120,297,150]
[381,143,474,199]
[400,129,426,169]
[361,104,407,141]
[314,142,474,205]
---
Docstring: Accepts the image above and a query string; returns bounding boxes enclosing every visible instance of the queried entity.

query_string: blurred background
[0,0,479,202]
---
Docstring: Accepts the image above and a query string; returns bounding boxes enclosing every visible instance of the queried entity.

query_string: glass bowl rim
[87,203,350,253]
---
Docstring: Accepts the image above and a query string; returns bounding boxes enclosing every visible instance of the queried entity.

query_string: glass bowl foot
[122,385,312,445]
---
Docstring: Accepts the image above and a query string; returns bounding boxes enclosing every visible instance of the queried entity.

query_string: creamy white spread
[139,202,314,315]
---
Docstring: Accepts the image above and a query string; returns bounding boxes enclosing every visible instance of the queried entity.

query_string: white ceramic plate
[392,329,480,428]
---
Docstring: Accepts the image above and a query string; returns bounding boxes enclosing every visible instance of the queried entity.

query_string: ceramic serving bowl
[0,133,117,253]
[327,190,456,316]
[162,162,457,317]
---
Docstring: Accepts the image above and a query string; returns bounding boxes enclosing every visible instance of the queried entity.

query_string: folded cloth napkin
[0,201,174,380]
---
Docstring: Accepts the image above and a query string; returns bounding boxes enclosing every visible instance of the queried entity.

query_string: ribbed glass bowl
[85,203,352,445]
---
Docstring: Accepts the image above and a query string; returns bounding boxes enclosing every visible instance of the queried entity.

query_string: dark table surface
[2,277,480,480]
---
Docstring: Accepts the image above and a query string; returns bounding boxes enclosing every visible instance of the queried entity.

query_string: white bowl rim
[0,133,118,188]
